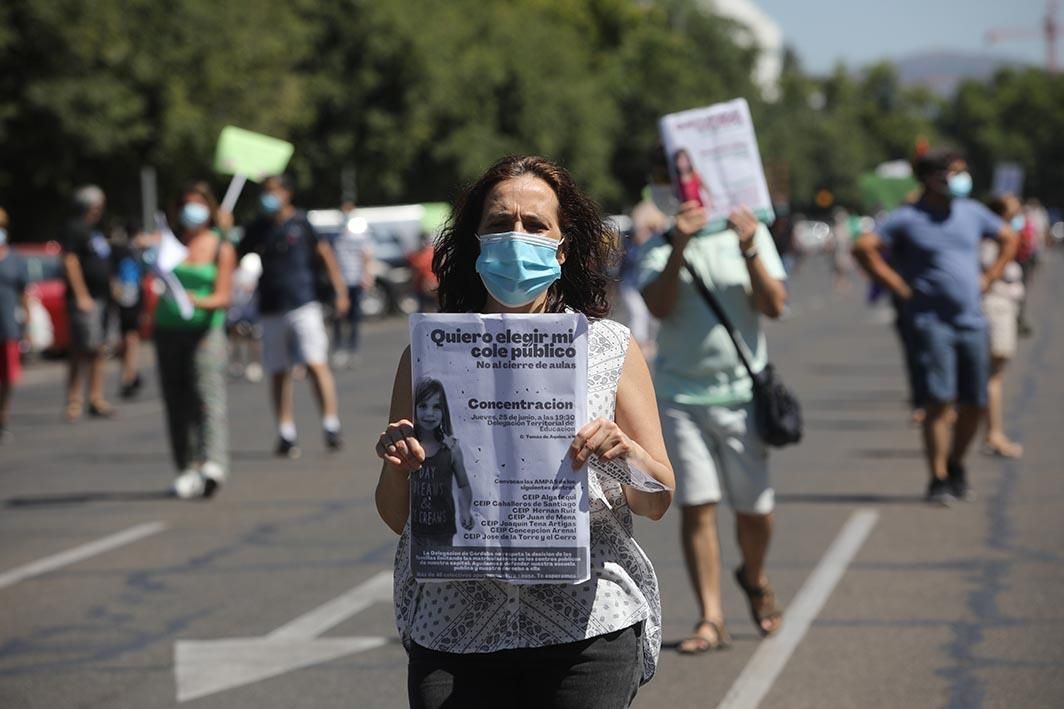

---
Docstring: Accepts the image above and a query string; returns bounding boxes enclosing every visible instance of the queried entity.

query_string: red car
[14,241,159,355]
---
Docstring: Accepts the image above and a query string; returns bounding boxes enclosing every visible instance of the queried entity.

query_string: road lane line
[267,570,393,639]
[718,508,879,709]
[0,521,168,590]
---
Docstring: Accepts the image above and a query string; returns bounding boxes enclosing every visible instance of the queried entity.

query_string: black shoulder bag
[669,238,803,447]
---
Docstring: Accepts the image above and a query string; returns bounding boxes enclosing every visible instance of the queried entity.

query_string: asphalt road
[1,253,1061,709]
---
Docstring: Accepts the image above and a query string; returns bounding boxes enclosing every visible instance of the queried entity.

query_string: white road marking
[0,521,168,590]
[717,508,880,709]
[175,570,393,702]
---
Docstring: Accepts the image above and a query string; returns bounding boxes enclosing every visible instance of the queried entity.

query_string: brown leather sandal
[735,565,783,637]
[677,619,731,655]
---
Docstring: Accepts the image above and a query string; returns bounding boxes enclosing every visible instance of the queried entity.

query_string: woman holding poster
[374,155,675,709]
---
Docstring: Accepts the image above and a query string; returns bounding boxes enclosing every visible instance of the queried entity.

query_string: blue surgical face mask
[1011,215,1024,231]
[947,171,972,199]
[179,202,211,228]
[260,192,281,214]
[0,228,7,246]
[475,232,563,307]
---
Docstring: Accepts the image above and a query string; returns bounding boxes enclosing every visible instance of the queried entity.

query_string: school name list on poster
[408,313,590,584]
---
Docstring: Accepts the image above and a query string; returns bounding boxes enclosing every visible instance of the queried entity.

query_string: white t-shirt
[333,228,374,287]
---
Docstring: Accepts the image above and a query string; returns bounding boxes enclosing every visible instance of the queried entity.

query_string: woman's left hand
[570,418,637,468]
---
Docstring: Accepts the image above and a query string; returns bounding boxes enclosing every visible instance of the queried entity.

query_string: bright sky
[756,0,1052,73]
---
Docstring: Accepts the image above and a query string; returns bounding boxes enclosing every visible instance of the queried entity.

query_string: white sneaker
[172,469,205,499]
[332,351,350,369]
[200,461,226,498]
[244,362,264,383]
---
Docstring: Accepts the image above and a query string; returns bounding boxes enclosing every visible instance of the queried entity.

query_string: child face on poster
[414,381,453,444]
[415,393,442,434]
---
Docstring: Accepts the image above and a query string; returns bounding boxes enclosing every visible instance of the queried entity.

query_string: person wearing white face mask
[374,155,674,709]
[855,149,1019,505]
[153,183,236,499]
[0,207,29,443]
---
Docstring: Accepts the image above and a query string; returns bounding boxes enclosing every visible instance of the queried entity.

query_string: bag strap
[663,229,758,380]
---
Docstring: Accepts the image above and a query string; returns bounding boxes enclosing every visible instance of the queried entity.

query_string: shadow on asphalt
[852,448,924,459]
[4,490,172,508]
[776,493,924,505]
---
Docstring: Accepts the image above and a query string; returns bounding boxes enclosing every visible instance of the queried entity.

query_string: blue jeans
[911,314,989,407]
[332,285,363,352]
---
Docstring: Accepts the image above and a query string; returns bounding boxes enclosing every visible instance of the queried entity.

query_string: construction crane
[985,0,1059,72]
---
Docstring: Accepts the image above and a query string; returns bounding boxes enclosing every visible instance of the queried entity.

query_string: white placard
[408,313,590,584]
[659,98,775,232]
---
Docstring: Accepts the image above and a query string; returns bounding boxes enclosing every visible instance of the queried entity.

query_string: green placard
[858,174,918,211]
[213,126,294,182]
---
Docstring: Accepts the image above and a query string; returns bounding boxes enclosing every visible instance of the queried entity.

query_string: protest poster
[213,125,295,212]
[991,162,1024,197]
[408,312,590,584]
[658,97,775,232]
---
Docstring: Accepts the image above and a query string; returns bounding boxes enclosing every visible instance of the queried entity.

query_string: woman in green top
[155,183,236,499]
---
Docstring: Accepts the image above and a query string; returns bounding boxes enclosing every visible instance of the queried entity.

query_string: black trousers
[408,623,643,709]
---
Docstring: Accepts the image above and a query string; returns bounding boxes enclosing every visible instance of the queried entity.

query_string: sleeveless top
[155,234,225,331]
[410,446,457,539]
[392,318,663,684]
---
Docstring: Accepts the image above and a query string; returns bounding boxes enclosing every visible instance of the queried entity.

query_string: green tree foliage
[0,0,1059,241]
[941,68,1064,203]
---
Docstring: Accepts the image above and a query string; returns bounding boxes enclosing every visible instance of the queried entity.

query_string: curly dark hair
[432,155,616,317]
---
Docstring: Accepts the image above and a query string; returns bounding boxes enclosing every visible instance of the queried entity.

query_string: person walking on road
[854,149,1018,505]
[0,207,29,443]
[981,194,1026,459]
[61,185,115,422]
[154,184,236,499]
[375,155,675,709]
[238,174,349,457]
[639,198,788,652]
[330,204,374,368]
[111,222,146,399]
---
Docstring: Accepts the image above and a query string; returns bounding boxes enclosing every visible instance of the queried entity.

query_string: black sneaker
[926,477,952,507]
[324,428,343,451]
[275,436,302,459]
[947,460,973,501]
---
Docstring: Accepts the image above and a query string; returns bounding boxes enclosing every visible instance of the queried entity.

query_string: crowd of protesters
[0,141,1055,707]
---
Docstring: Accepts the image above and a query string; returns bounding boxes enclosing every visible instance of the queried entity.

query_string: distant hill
[892,51,1031,96]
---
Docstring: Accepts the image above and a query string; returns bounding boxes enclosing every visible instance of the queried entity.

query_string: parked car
[308,205,430,318]
[14,240,158,356]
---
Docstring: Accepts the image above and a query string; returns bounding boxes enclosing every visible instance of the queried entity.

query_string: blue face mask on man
[260,192,281,215]
[475,232,563,307]
[947,171,972,199]
[1011,215,1025,231]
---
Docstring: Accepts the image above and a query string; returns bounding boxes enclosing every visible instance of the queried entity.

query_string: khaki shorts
[659,399,773,514]
[984,293,1018,359]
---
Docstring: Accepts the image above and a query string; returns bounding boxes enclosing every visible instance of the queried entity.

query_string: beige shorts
[983,293,1018,359]
[261,301,329,373]
[659,399,773,514]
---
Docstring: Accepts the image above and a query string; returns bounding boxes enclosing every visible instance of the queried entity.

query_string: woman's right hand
[375,419,425,474]
[673,200,707,248]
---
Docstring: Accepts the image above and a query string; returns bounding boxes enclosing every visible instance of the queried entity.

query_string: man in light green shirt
[639,202,787,653]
